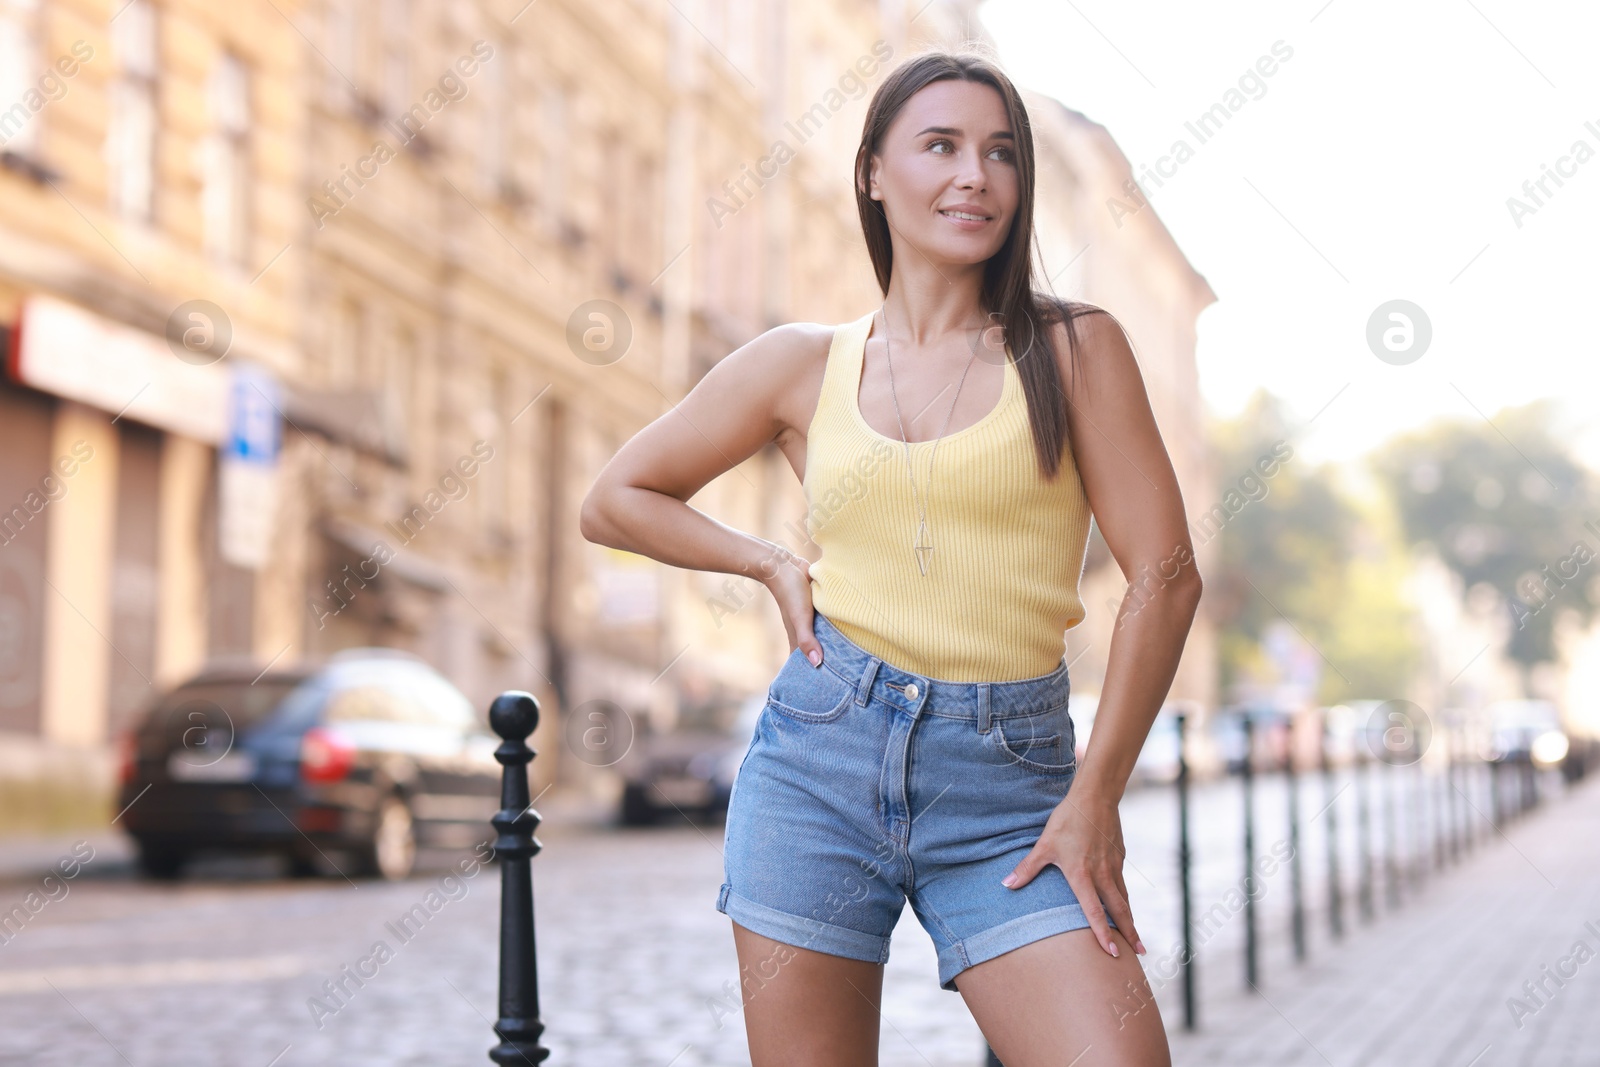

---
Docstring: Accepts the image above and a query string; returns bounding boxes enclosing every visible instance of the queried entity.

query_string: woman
[580,48,1197,1067]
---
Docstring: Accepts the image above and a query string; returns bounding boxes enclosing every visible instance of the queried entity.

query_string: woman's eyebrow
[914,125,1015,140]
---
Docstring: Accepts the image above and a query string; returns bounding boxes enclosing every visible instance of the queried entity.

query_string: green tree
[1367,399,1599,695]
[1207,390,1419,703]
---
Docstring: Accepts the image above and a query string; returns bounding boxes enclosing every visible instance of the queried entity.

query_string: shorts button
[905,683,919,700]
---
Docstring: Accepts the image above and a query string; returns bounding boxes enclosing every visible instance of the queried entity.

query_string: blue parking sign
[227,363,280,464]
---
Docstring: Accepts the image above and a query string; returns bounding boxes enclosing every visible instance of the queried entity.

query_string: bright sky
[981,0,1600,470]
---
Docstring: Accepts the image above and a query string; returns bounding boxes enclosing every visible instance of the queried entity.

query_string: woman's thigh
[731,921,886,1067]
[955,925,1171,1067]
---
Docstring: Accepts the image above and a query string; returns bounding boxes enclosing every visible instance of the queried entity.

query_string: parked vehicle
[1130,711,1183,785]
[1483,699,1569,768]
[1067,694,1183,786]
[1209,704,1292,773]
[116,648,501,881]
[617,694,762,826]
[1338,698,1436,764]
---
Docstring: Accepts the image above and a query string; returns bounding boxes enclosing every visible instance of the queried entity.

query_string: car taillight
[300,727,356,783]
[116,731,139,785]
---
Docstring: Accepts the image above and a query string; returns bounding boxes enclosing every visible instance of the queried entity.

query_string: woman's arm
[1002,308,1203,960]
[578,321,836,660]
[1062,310,1203,803]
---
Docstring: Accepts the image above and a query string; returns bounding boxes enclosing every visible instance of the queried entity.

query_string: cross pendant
[913,518,933,576]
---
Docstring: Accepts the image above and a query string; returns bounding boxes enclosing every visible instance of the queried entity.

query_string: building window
[204,52,249,266]
[387,322,416,445]
[107,0,157,222]
[0,0,41,155]
[599,130,621,271]
[481,365,510,533]
[633,154,659,279]
[381,0,409,118]
[727,0,755,77]
[323,0,358,108]
[331,295,363,387]
[540,83,567,237]
[479,37,507,197]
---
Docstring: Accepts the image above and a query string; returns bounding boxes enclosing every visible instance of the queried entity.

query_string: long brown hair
[853,49,1097,480]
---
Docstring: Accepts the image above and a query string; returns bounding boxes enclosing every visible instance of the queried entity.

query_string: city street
[1,0,1595,1063]
[1,765,1593,1065]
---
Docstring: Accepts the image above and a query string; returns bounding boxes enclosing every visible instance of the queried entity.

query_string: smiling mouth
[939,209,992,222]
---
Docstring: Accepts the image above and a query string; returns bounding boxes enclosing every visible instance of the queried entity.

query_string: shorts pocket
[993,702,1077,775]
[765,650,855,724]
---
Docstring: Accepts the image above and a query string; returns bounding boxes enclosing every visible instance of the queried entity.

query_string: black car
[115,648,501,880]
[618,694,762,826]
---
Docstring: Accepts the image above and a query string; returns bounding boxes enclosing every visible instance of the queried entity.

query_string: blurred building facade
[0,0,306,823]
[0,0,1216,825]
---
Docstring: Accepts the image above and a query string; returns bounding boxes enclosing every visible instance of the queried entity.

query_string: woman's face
[866,78,1019,269]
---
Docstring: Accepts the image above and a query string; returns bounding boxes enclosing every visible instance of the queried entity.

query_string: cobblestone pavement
[0,765,1591,1065]
[0,792,990,1067]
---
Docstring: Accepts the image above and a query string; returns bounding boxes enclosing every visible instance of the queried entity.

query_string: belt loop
[978,683,991,732]
[856,657,881,706]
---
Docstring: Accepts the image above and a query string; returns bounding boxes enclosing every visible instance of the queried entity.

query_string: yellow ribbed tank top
[805,310,1094,683]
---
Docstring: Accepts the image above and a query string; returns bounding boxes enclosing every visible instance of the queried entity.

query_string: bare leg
[956,926,1171,1066]
[730,920,886,1067]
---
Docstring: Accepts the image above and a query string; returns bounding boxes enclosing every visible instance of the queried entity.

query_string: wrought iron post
[1176,710,1196,1029]
[488,691,551,1065]
[1381,752,1400,911]
[1242,714,1258,990]
[1489,755,1503,829]
[1320,707,1342,941]
[1356,747,1373,923]
[1286,731,1304,963]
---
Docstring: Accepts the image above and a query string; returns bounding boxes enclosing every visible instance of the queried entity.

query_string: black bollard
[1286,734,1304,963]
[1435,753,1448,870]
[1489,756,1502,829]
[1356,748,1374,923]
[1444,732,1458,864]
[1409,761,1425,893]
[1176,711,1196,1031]
[1520,729,1537,812]
[1381,757,1400,911]
[1320,708,1342,941]
[488,691,551,1065]
[1242,715,1258,990]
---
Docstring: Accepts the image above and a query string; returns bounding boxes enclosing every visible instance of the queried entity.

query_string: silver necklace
[880,304,982,577]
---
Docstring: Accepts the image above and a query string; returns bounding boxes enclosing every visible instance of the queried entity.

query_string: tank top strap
[816,310,876,422]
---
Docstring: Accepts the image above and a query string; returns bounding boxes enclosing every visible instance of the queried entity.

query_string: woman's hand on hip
[759,543,823,667]
[1001,790,1146,959]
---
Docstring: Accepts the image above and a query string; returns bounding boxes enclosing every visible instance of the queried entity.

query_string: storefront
[1,292,273,748]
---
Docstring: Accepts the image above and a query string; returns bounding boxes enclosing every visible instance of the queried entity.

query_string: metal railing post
[1242,714,1258,990]
[1176,710,1196,1030]
[1320,708,1342,941]
[1286,732,1304,963]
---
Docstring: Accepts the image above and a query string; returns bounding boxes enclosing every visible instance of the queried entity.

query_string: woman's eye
[927,138,953,154]
[988,146,1013,163]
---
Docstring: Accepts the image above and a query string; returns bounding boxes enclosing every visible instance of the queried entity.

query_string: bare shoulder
[1043,301,1138,404]
[729,320,835,374]
[713,319,838,439]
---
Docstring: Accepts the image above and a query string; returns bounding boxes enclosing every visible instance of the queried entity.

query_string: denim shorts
[716,609,1115,992]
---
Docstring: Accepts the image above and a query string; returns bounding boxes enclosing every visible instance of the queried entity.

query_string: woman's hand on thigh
[1001,791,1146,960]
[760,543,823,666]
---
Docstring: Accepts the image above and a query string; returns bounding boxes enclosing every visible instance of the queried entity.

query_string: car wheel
[135,840,188,880]
[286,851,321,879]
[360,795,417,880]
[619,781,658,826]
